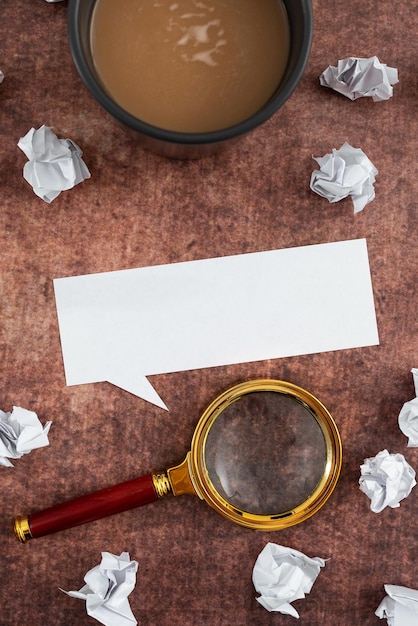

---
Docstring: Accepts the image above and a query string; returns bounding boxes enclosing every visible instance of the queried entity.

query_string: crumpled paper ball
[359,449,416,512]
[252,542,326,618]
[398,368,418,447]
[17,125,91,203]
[0,70,4,83]
[0,406,52,467]
[310,142,378,213]
[320,56,398,101]
[63,551,138,626]
[376,584,418,625]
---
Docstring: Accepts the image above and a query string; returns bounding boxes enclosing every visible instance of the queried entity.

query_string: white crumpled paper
[320,56,398,101]
[359,449,416,512]
[252,543,326,618]
[398,368,418,447]
[310,142,377,213]
[0,406,52,467]
[0,70,4,83]
[376,585,418,626]
[18,125,90,203]
[63,552,138,626]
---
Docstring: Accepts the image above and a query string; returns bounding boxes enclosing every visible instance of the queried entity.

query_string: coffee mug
[67,0,313,158]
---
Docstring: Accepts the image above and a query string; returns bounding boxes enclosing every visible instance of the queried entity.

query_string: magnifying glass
[14,379,342,542]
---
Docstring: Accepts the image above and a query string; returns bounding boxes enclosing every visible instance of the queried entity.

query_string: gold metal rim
[190,378,342,530]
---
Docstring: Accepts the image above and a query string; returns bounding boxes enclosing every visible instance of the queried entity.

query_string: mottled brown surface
[1,1,417,625]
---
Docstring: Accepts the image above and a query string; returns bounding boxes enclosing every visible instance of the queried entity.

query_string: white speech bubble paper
[53,239,379,410]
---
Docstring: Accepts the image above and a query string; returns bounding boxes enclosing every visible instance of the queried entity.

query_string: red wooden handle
[26,473,158,538]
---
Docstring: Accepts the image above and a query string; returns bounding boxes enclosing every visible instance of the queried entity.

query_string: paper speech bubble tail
[107,371,168,411]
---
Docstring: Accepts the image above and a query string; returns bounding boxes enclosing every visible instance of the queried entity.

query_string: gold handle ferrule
[14,515,32,543]
[152,471,172,498]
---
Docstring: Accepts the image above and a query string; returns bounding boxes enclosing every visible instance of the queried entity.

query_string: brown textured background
[1,1,417,625]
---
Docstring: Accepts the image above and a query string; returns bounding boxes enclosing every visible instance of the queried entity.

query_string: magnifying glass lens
[204,391,327,515]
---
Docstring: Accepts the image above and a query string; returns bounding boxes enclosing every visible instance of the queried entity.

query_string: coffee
[90,0,290,133]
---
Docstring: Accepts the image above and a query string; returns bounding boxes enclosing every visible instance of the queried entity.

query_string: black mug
[67,0,313,158]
